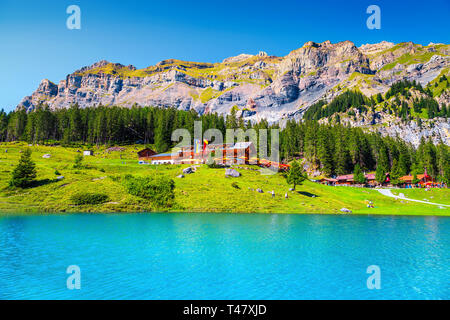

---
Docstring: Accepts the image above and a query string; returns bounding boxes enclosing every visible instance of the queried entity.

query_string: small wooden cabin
[137,148,157,160]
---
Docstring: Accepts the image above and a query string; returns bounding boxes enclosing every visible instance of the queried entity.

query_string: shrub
[123,175,175,207]
[73,154,83,169]
[231,182,240,189]
[9,149,37,188]
[54,169,61,175]
[71,192,109,205]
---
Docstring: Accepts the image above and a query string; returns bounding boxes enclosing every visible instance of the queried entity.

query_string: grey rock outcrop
[225,168,241,177]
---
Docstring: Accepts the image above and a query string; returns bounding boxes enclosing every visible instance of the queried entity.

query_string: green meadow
[0,142,448,216]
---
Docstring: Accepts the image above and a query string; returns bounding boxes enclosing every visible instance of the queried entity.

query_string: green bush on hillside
[73,154,83,169]
[123,175,175,207]
[71,192,109,205]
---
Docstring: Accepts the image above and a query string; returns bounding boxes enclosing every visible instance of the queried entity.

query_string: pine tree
[375,164,386,184]
[397,143,411,176]
[317,127,334,176]
[353,164,366,184]
[422,139,438,178]
[154,112,169,153]
[286,160,305,190]
[9,149,37,188]
[390,159,402,185]
[335,137,352,175]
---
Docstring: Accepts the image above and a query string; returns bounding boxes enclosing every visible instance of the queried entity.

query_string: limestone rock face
[16,41,450,145]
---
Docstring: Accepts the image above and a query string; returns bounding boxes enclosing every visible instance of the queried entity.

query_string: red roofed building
[399,172,434,187]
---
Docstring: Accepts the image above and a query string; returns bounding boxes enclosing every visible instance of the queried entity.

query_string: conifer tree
[353,164,366,184]
[9,149,37,188]
[286,160,306,190]
[375,164,386,184]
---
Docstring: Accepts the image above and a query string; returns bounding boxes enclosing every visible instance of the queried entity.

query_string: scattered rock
[42,154,51,159]
[106,147,126,152]
[289,188,294,191]
[340,208,352,213]
[177,174,185,178]
[56,176,64,180]
[257,188,263,193]
[225,168,241,177]
[183,167,193,174]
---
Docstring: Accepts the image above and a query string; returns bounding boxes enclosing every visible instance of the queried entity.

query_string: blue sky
[0,0,449,112]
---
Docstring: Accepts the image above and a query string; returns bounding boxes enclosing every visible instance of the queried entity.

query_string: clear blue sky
[0,0,449,112]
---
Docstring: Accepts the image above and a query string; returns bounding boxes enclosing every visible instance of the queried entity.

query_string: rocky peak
[257,51,268,57]
[359,41,395,55]
[36,79,58,96]
[222,54,254,64]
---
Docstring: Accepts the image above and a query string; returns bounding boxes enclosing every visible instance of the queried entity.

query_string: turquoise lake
[0,213,448,299]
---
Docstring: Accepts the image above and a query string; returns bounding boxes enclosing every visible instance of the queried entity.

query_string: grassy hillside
[0,142,448,216]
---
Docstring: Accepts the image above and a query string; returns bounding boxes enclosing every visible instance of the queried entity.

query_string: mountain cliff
[18,40,450,145]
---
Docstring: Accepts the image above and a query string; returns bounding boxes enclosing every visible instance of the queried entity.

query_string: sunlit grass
[0,142,448,216]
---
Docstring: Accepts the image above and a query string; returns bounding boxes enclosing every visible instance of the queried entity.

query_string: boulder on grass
[225,168,241,177]
[183,167,193,174]
[256,188,263,193]
[177,174,184,179]
[340,208,352,213]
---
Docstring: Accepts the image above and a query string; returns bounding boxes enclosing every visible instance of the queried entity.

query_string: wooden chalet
[318,177,338,186]
[137,148,157,160]
[138,142,258,166]
[335,173,377,186]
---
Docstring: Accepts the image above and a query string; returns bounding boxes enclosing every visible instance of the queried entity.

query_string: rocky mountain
[18,40,450,145]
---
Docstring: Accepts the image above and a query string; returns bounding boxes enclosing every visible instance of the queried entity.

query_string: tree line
[303,81,449,121]
[0,103,448,183]
[280,119,449,183]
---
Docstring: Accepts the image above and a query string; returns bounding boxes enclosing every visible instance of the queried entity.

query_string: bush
[207,162,225,169]
[231,182,240,189]
[123,175,175,207]
[71,192,109,205]
[73,154,83,169]
[54,169,61,175]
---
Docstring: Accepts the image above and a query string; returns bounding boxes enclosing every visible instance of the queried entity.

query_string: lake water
[0,213,448,300]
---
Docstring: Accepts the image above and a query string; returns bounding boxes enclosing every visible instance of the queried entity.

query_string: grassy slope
[0,142,448,216]
[391,189,450,206]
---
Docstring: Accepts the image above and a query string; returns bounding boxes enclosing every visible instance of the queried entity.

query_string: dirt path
[376,189,449,207]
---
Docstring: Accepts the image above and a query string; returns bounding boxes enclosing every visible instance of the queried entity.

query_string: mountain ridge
[17,40,450,146]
